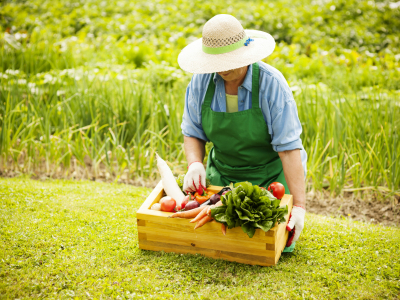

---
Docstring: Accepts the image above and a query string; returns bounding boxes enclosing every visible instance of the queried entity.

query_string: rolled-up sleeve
[264,77,303,152]
[271,97,303,152]
[181,76,209,142]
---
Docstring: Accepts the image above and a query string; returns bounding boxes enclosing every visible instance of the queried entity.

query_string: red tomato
[267,182,285,199]
[160,197,176,212]
[181,195,190,209]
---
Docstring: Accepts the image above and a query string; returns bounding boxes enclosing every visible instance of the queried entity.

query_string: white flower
[18,79,27,85]
[44,74,54,84]
[5,69,20,75]
[57,90,65,96]
[389,1,400,9]
[31,87,39,94]
[164,104,170,117]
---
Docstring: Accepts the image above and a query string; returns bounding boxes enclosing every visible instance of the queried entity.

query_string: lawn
[0,178,399,299]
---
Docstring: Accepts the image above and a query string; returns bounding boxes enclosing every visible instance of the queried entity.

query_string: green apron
[202,63,289,193]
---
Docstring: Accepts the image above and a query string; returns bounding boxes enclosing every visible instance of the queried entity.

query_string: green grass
[1,178,399,299]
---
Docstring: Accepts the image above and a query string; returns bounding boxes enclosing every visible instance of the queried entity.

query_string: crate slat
[139,240,276,266]
[139,219,276,243]
[138,228,275,257]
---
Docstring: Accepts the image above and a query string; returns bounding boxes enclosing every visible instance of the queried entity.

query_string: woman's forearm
[184,136,206,165]
[278,149,306,208]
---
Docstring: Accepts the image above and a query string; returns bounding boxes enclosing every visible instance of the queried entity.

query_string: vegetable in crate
[160,196,176,212]
[211,181,288,238]
[267,182,285,200]
[156,154,184,205]
[184,200,200,211]
[176,174,186,194]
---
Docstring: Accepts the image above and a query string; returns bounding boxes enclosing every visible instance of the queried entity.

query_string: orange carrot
[189,206,208,223]
[221,223,226,235]
[170,207,203,218]
[194,215,213,229]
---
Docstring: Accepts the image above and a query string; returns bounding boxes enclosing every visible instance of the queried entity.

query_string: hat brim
[178,30,275,74]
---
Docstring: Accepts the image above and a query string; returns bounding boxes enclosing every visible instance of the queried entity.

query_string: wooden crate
[137,181,293,266]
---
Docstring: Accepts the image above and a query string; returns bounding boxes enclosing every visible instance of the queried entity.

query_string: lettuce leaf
[210,182,289,238]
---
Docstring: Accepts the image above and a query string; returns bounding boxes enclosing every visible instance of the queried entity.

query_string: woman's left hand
[286,206,306,246]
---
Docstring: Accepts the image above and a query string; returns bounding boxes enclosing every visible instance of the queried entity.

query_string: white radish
[151,203,161,211]
[156,153,184,205]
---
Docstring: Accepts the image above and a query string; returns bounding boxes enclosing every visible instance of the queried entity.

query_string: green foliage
[212,182,288,237]
[1,178,400,299]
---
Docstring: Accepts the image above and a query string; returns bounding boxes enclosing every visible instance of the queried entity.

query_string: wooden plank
[138,233,147,241]
[139,239,218,257]
[136,210,274,239]
[139,240,275,267]
[275,223,287,252]
[273,194,293,264]
[139,229,275,257]
[219,250,276,266]
[137,180,164,212]
[266,243,275,251]
[137,219,146,226]
[275,229,289,264]
[140,219,275,243]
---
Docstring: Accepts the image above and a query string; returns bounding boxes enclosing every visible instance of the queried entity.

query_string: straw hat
[178,14,275,74]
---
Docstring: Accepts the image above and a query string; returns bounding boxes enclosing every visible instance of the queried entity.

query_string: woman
[178,14,306,251]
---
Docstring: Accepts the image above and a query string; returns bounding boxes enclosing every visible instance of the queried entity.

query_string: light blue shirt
[181,61,307,177]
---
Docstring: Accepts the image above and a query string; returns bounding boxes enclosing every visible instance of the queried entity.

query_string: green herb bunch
[176,174,185,191]
[211,181,288,238]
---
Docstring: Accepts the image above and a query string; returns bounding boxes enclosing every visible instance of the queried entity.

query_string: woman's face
[217,65,248,83]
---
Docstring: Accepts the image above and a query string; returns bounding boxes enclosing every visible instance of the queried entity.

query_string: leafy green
[176,174,185,192]
[211,181,288,238]
[240,221,256,238]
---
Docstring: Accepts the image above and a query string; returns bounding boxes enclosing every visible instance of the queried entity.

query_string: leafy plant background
[0,0,399,200]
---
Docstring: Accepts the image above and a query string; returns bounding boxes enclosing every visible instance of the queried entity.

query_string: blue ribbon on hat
[244,38,254,46]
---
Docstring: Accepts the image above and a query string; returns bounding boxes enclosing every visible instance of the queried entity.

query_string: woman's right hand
[183,162,206,194]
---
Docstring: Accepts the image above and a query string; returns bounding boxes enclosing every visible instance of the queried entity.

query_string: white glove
[286,206,306,246]
[183,162,206,193]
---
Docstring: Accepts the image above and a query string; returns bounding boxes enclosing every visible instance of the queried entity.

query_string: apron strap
[251,62,260,108]
[202,73,216,108]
